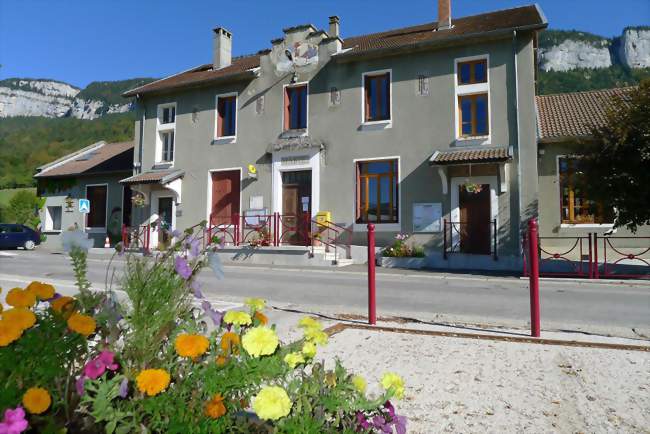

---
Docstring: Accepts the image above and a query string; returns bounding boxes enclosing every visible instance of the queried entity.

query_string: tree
[582,80,650,231]
[6,190,44,229]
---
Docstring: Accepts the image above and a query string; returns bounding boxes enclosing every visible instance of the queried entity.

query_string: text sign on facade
[78,199,91,214]
[281,155,310,166]
[413,203,441,232]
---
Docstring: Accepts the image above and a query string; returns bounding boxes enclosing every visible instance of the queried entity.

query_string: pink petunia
[83,350,119,380]
[0,406,28,434]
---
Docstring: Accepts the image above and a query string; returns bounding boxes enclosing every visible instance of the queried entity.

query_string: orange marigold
[220,331,240,354]
[2,308,36,331]
[175,334,210,359]
[6,288,36,308]
[67,313,96,336]
[216,355,228,366]
[51,296,75,313]
[204,393,227,419]
[25,281,55,300]
[136,369,171,396]
[0,319,22,347]
[254,311,268,325]
[22,387,51,414]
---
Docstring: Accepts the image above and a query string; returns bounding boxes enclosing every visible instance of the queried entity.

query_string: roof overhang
[429,148,512,166]
[120,169,185,185]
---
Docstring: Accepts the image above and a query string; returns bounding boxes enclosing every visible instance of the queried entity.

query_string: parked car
[0,224,41,250]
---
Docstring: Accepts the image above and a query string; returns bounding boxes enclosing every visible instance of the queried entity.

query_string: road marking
[0,252,16,257]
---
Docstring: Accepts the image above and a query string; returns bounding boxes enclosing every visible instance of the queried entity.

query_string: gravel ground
[316,328,650,434]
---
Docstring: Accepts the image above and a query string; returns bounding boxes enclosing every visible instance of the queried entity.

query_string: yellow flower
[25,281,55,300]
[220,331,240,354]
[303,328,328,345]
[351,375,367,394]
[244,297,266,311]
[0,319,22,346]
[6,288,36,308]
[252,386,292,421]
[241,326,278,358]
[175,334,210,359]
[51,296,75,313]
[215,355,228,366]
[254,311,268,325]
[67,313,96,336]
[301,341,317,359]
[298,316,322,331]
[223,311,252,326]
[204,393,227,419]
[2,308,36,331]
[283,352,305,369]
[22,387,51,414]
[0,303,3,314]
[136,369,171,396]
[381,372,405,399]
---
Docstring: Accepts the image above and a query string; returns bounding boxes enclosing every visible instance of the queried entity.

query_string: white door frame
[272,148,320,218]
[150,191,175,249]
[450,175,498,253]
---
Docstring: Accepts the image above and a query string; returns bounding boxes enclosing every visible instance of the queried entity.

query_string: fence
[523,232,650,280]
[443,219,498,260]
[121,224,150,253]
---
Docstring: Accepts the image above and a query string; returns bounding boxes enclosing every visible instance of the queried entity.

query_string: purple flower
[118,378,129,398]
[394,415,408,434]
[76,376,86,396]
[186,237,201,258]
[355,412,370,431]
[191,280,204,299]
[201,300,224,326]
[0,406,28,434]
[174,256,192,280]
[83,350,119,380]
[171,229,182,238]
[384,400,396,419]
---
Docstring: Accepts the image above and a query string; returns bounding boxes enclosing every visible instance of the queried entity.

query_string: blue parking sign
[79,199,90,213]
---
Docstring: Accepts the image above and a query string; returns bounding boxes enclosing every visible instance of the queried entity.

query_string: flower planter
[378,256,426,269]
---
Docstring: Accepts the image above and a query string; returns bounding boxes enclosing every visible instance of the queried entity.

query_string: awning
[429,148,511,165]
[120,169,184,185]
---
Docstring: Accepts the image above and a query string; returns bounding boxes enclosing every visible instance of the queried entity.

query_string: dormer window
[284,84,307,131]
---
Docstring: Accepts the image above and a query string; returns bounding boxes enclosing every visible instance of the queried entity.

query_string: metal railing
[443,219,498,260]
[121,224,150,253]
[311,219,353,262]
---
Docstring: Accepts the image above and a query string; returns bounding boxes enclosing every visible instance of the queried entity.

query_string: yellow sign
[247,164,257,177]
[315,211,331,229]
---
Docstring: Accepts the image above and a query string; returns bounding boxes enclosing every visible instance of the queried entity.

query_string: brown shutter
[217,98,224,137]
[284,87,291,130]
[364,76,371,122]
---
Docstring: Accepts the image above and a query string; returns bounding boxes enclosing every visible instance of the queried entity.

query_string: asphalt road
[1,249,648,338]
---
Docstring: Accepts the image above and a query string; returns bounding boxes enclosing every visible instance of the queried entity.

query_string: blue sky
[1,0,648,88]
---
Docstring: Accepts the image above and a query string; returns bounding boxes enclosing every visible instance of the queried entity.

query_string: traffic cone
[104,236,110,248]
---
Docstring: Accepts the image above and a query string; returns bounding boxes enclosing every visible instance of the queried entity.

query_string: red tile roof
[430,148,511,165]
[124,5,545,97]
[34,141,133,178]
[536,87,636,141]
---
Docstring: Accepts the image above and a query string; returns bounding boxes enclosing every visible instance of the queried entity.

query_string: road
[1,249,648,338]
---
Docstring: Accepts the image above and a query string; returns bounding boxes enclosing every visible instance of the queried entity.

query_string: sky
[1,0,648,88]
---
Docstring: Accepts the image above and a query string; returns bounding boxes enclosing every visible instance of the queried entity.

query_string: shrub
[382,233,426,258]
[0,223,407,433]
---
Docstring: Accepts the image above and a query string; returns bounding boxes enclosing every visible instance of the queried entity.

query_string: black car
[0,224,41,250]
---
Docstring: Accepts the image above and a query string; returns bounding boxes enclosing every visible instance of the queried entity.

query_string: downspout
[137,94,145,175]
[512,30,523,252]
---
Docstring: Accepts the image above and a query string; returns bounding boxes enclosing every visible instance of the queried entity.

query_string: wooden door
[211,171,240,226]
[281,170,311,245]
[157,197,174,247]
[459,184,491,255]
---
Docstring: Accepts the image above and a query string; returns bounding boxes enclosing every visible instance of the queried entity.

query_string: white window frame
[214,92,238,144]
[84,183,109,232]
[160,130,175,163]
[44,205,62,232]
[360,69,393,130]
[454,55,491,145]
[352,155,401,232]
[282,82,309,135]
[555,154,614,229]
[156,102,177,165]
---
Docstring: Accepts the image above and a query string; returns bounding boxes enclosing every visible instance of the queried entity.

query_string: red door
[459,184,491,255]
[211,171,240,226]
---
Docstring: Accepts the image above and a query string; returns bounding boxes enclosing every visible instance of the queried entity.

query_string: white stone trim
[450,175,498,254]
[272,148,320,218]
[453,54,491,146]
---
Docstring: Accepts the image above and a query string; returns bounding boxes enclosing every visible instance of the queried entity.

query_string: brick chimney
[213,27,232,69]
[437,0,452,30]
[329,16,340,38]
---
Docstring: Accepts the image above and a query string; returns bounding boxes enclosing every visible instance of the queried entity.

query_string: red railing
[276,213,310,246]
[121,224,150,253]
[595,234,650,279]
[443,219,498,260]
[537,235,592,278]
[311,219,353,262]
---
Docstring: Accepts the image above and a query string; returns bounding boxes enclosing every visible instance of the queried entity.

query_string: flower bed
[378,257,427,270]
[382,233,426,258]
[0,224,407,433]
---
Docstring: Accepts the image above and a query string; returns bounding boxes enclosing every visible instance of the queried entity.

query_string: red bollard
[527,218,541,337]
[367,224,377,325]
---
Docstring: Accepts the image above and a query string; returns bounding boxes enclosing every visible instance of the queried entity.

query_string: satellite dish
[273,41,319,77]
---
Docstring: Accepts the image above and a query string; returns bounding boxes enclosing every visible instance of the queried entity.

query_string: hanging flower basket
[463,183,483,194]
[131,193,146,208]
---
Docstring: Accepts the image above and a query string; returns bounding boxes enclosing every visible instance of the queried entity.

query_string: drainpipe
[512,30,523,253]
[137,94,144,175]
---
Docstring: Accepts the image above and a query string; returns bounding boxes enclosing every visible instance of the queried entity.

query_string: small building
[34,141,134,249]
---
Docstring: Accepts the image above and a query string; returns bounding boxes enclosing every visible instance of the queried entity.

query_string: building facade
[122,3,547,270]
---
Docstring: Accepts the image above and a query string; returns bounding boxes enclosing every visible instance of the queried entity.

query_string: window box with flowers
[379,233,427,269]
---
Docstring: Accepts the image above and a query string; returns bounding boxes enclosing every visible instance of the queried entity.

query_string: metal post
[493,219,498,261]
[443,219,448,260]
[527,219,541,337]
[367,223,377,325]
[593,233,599,279]
[588,233,593,279]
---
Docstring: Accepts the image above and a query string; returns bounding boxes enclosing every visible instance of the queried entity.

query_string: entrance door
[459,184,491,255]
[157,197,174,247]
[211,171,241,226]
[281,170,311,245]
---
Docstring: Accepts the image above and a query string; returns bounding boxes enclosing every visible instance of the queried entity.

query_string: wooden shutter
[364,76,371,122]
[217,98,224,137]
[284,88,291,130]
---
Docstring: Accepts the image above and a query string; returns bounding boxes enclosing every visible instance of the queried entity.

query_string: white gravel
[317,328,650,434]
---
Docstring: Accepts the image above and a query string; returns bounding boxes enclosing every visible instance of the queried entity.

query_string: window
[45,206,62,231]
[457,59,487,85]
[86,185,107,229]
[161,105,175,124]
[217,95,237,137]
[458,94,489,137]
[284,85,307,130]
[363,72,391,122]
[559,157,613,224]
[161,131,174,162]
[356,159,398,224]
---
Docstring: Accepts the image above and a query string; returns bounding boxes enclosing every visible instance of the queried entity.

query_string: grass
[0,188,36,207]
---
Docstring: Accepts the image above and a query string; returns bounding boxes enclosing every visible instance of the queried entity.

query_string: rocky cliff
[0,78,154,120]
[539,28,650,72]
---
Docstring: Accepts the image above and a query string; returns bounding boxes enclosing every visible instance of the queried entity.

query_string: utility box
[315,211,331,229]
